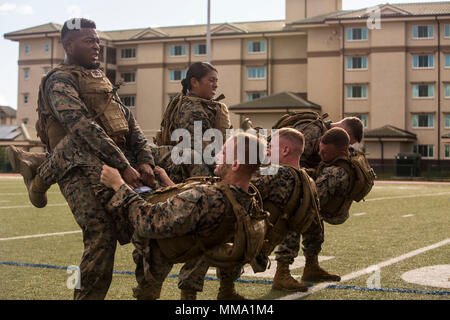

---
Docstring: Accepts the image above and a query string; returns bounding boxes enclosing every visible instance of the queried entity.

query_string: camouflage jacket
[251,165,296,210]
[41,68,154,176]
[108,183,255,239]
[295,120,332,169]
[315,164,350,224]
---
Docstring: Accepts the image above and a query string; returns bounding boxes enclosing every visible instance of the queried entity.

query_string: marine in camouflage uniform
[294,120,332,169]
[106,179,257,300]
[177,164,320,296]
[35,66,155,300]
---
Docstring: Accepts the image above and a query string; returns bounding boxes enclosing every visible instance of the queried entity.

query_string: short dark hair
[321,127,350,149]
[343,117,364,143]
[61,18,96,42]
[181,62,217,95]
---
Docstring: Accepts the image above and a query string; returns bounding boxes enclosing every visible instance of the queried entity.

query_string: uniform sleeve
[108,184,225,239]
[252,168,295,207]
[315,166,350,206]
[122,105,155,167]
[296,124,322,165]
[177,101,213,150]
[45,73,130,171]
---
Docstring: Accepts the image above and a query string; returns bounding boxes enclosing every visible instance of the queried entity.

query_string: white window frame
[248,41,266,54]
[444,114,450,128]
[346,27,368,42]
[247,92,266,101]
[120,72,136,83]
[120,95,136,107]
[247,67,266,80]
[444,24,450,39]
[445,54,450,69]
[169,70,186,82]
[414,144,435,159]
[24,68,30,80]
[120,48,137,59]
[194,44,207,56]
[170,45,187,57]
[346,85,368,100]
[347,56,368,71]
[412,84,435,99]
[412,54,435,69]
[412,25,434,40]
[445,145,450,159]
[412,114,435,129]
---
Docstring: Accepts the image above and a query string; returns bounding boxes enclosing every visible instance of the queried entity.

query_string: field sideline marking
[278,238,450,300]
[0,203,68,210]
[366,192,450,202]
[0,230,81,241]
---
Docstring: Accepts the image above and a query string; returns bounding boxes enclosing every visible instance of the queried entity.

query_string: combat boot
[301,255,341,282]
[217,280,246,300]
[272,262,308,292]
[7,146,47,179]
[180,289,197,300]
[25,175,50,208]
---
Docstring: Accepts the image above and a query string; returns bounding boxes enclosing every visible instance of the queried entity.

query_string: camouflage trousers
[178,257,242,292]
[57,166,118,300]
[275,216,325,264]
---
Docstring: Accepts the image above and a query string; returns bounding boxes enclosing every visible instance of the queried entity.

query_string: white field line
[0,230,81,241]
[279,238,450,300]
[0,203,68,210]
[365,192,450,202]
[0,192,60,196]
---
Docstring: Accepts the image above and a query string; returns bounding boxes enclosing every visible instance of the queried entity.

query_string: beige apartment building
[4,0,450,164]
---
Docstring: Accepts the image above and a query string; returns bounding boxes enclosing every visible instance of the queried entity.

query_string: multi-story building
[0,106,16,125]
[4,0,450,164]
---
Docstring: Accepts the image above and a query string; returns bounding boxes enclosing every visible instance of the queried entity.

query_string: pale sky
[0,0,447,109]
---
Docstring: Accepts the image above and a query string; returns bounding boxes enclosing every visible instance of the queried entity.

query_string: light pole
[206,0,211,63]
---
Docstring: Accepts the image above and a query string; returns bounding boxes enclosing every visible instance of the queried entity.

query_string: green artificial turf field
[0,176,449,300]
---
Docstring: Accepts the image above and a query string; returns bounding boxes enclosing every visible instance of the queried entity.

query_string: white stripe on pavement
[279,238,450,300]
[0,230,81,241]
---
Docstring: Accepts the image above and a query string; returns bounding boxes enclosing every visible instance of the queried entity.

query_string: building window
[121,48,136,59]
[347,56,368,70]
[247,92,266,101]
[445,114,450,128]
[412,114,434,128]
[445,84,450,98]
[45,43,50,52]
[445,55,450,68]
[445,145,450,158]
[248,67,266,79]
[413,84,434,98]
[356,114,369,128]
[25,45,30,54]
[22,118,29,125]
[413,25,434,39]
[170,45,186,57]
[347,28,368,41]
[24,69,30,80]
[346,85,368,99]
[169,70,186,81]
[169,94,177,102]
[43,67,49,75]
[194,44,206,56]
[120,72,136,83]
[445,24,450,38]
[412,55,434,68]
[23,94,29,104]
[414,144,434,158]
[121,96,136,107]
[248,41,266,53]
